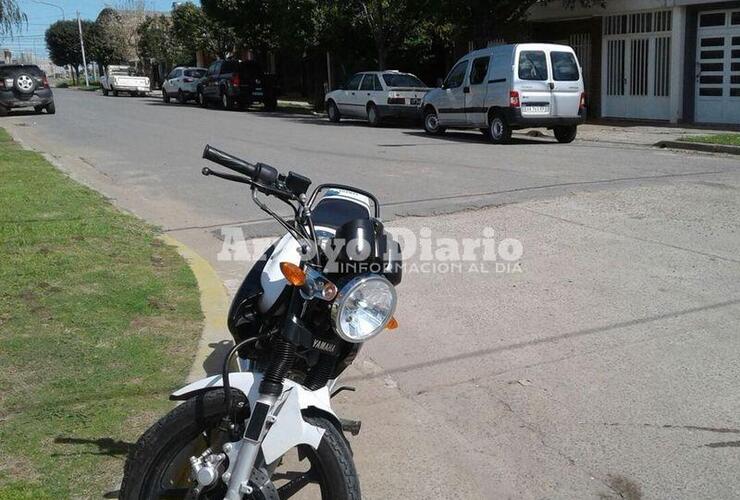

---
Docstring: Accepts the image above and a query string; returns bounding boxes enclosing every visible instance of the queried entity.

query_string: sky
[3,0,189,62]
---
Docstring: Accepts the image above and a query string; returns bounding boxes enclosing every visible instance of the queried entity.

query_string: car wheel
[221,92,234,110]
[34,105,44,114]
[162,90,170,103]
[327,100,341,123]
[488,113,512,144]
[0,105,7,117]
[177,90,186,104]
[367,103,382,127]
[553,125,578,144]
[423,108,445,135]
[198,90,207,108]
[102,87,108,96]
[112,90,118,97]
[45,101,56,115]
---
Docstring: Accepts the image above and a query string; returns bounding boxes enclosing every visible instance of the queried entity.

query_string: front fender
[171,372,336,464]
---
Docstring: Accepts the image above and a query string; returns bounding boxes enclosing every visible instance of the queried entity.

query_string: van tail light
[231,74,240,87]
[42,75,50,88]
[579,92,586,109]
[509,90,520,108]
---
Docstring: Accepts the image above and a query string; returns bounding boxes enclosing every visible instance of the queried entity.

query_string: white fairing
[171,372,333,464]
[258,234,302,313]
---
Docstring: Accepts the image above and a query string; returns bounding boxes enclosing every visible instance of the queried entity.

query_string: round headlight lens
[332,275,397,343]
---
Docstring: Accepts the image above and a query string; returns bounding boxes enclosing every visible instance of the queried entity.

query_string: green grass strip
[678,133,740,146]
[0,128,202,497]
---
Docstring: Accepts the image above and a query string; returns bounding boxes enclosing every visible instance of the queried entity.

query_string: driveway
[6,89,740,499]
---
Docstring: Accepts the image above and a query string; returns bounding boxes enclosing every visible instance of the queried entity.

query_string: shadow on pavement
[403,130,551,145]
[53,436,134,457]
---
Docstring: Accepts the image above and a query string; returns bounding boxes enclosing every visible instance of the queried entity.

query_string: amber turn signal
[280,262,306,286]
[386,317,399,330]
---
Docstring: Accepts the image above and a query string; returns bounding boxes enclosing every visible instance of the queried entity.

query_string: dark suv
[0,64,55,115]
[197,60,279,111]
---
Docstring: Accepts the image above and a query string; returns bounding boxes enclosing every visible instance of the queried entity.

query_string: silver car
[162,66,207,104]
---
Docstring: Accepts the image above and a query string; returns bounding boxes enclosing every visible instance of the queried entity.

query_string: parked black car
[197,59,279,111]
[0,64,55,115]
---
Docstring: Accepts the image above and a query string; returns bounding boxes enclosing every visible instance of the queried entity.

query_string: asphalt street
[6,89,740,499]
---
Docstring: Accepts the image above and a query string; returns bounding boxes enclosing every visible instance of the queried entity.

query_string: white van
[421,43,585,144]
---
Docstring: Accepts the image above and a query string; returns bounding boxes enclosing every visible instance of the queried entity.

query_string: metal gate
[569,33,591,86]
[601,10,672,119]
[694,8,740,124]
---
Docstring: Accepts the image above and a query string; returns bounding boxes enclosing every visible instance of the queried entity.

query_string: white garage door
[695,9,740,124]
[601,10,672,120]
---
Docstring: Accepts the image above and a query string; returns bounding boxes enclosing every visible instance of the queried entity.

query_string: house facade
[528,0,740,125]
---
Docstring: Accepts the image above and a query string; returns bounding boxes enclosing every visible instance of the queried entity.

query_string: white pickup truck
[101,65,150,97]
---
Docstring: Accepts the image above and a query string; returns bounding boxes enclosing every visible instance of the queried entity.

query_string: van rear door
[549,50,582,117]
[515,49,552,118]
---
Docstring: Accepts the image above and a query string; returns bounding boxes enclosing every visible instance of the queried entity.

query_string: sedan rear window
[185,69,206,78]
[551,51,580,81]
[518,51,548,81]
[382,73,426,88]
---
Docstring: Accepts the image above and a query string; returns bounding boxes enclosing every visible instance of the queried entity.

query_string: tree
[171,2,238,60]
[137,14,188,68]
[88,8,129,72]
[45,20,94,84]
[0,0,25,36]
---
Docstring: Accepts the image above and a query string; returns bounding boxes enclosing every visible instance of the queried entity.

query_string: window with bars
[604,10,671,35]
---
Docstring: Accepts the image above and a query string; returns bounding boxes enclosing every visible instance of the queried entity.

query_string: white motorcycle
[120,145,402,499]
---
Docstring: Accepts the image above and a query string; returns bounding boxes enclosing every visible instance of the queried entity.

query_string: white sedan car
[325,70,429,126]
[162,66,207,104]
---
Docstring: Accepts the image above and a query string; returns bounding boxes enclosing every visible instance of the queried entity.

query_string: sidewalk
[518,122,738,147]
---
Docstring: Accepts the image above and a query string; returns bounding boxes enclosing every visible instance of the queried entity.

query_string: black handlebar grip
[202,145,256,178]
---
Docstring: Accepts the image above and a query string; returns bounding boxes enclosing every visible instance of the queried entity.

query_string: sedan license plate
[410,98,421,106]
[523,105,549,114]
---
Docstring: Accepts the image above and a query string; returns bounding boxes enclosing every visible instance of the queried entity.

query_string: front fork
[223,393,279,499]
[224,290,303,499]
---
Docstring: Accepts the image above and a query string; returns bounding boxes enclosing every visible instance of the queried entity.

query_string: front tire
[554,125,577,143]
[198,90,208,108]
[45,101,56,114]
[177,89,186,104]
[327,100,341,123]
[423,108,445,135]
[121,390,360,500]
[162,90,170,104]
[102,87,109,96]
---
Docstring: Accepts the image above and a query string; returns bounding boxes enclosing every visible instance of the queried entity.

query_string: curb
[160,234,230,382]
[653,140,740,155]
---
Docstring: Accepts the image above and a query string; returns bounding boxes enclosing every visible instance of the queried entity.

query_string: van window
[470,56,490,85]
[444,60,469,89]
[551,51,580,81]
[518,51,548,81]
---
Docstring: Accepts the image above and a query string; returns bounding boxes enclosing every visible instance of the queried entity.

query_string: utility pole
[77,11,90,87]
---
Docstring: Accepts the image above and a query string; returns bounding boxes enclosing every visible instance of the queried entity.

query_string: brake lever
[201,167,253,185]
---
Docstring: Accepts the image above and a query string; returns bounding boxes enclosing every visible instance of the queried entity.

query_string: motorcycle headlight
[331,275,397,343]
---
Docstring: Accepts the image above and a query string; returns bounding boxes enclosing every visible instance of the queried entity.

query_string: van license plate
[523,105,549,114]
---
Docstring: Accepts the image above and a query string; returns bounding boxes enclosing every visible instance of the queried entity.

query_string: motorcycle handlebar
[202,145,278,186]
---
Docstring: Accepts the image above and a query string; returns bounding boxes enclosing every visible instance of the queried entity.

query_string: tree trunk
[376,36,387,70]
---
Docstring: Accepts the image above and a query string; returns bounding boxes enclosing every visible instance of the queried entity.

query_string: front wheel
[198,90,208,108]
[423,108,445,135]
[162,90,170,104]
[102,87,109,96]
[554,125,578,143]
[177,90,186,104]
[327,100,341,123]
[121,390,360,500]
[45,101,56,115]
